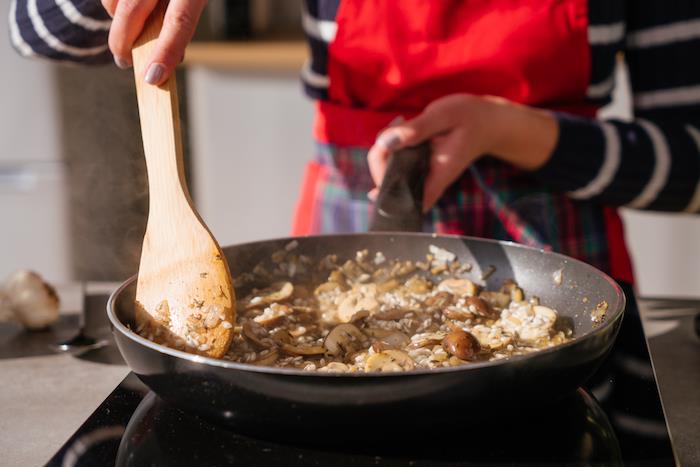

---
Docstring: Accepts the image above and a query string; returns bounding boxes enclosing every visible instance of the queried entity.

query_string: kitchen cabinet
[186,64,314,246]
[0,18,70,282]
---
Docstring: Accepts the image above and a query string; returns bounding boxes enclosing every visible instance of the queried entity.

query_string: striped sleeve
[9,0,112,64]
[534,3,700,213]
[300,0,339,100]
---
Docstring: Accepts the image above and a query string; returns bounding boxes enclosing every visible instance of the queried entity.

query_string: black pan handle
[369,142,431,232]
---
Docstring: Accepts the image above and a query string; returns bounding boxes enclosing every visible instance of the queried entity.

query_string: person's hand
[103,0,207,85]
[367,94,558,212]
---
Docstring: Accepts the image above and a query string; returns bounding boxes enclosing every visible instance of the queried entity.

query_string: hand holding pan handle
[369,142,431,232]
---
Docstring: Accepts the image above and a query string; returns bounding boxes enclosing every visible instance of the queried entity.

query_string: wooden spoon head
[135,223,235,358]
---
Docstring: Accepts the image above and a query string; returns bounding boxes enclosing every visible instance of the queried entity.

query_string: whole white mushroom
[0,270,60,330]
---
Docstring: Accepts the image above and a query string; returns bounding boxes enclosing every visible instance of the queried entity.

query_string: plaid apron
[292,0,633,281]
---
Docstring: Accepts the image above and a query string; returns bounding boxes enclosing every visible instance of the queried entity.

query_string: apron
[292,0,633,282]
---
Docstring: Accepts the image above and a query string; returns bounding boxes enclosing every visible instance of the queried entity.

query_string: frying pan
[107,144,625,438]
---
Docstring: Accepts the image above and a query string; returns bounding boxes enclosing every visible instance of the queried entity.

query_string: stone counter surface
[0,284,698,466]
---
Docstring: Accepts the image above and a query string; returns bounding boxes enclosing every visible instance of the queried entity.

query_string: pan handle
[369,142,431,232]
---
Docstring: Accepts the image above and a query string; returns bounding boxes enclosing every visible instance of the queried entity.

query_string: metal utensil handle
[369,142,431,232]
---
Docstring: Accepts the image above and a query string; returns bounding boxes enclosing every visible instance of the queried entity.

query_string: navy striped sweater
[10,0,700,213]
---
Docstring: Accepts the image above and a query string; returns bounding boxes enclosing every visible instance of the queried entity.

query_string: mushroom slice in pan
[463,296,498,319]
[373,308,412,321]
[364,350,416,372]
[500,280,525,302]
[318,362,351,373]
[269,328,294,345]
[409,332,446,349]
[242,321,274,349]
[281,343,326,356]
[377,331,411,349]
[336,288,379,323]
[479,290,511,310]
[245,282,294,309]
[442,328,480,360]
[424,291,454,310]
[324,323,366,357]
[253,303,292,327]
[252,350,279,366]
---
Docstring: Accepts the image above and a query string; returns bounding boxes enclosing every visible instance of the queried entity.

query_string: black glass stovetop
[46,288,676,467]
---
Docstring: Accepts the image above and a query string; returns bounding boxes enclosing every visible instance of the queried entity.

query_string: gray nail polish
[145,63,165,84]
[114,56,131,69]
[376,131,402,150]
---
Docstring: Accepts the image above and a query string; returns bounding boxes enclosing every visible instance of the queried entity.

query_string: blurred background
[1,0,699,297]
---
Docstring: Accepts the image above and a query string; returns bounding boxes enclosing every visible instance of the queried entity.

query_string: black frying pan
[107,145,625,438]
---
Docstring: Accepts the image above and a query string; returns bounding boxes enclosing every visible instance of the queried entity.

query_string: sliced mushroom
[324,323,366,356]
[438,278,477,297]
[245,282,294,309]
[318,362,350,373]
[373,308,411,321]
[336,290,379,323]
[479,290,511,310]
[364,350,416,372]
[252,350,279,366]
[242,321,274,349]
[281,343,326,356]
[410,332,446,349]
[463,296,498,319]
[364,328,397,339]
[500,280,524,302]
[314,281,341,296]
[378,331,411,349]
[425,291,454,310]
[442,328,480,360]
[443,308,475,321]
[270,328,294,345]
[253,303,292,327]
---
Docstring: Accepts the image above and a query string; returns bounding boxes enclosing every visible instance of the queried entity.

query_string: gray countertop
[0,284,698,466]
[638,298,700,466]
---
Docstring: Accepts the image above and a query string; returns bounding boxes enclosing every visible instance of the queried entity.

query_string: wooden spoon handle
[132,1,190,214]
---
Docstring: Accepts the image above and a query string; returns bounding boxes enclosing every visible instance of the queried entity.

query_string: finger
[421,134,472,211]
[367,117,404,187]
[367,187,379,202]
[101,0,118,17]
[376,106,454,154]
[144,0,207,85]
[109,0,158,68]
[367,140,394,188]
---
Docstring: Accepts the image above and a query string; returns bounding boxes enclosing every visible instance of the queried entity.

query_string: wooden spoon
[131,2,235,358]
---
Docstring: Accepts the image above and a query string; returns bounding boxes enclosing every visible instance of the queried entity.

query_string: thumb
[368,109,451,188]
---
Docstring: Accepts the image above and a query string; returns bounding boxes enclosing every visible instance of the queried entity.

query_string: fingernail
[376,131,401,150]
[145,63,165,84]
[114,56,131,69]
[367,188,378,202]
